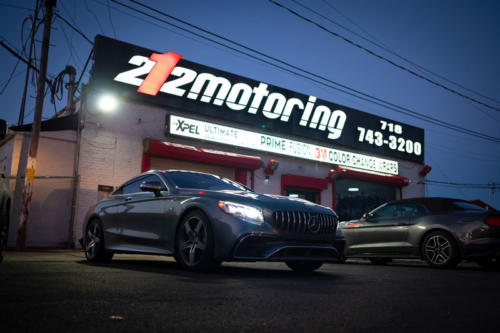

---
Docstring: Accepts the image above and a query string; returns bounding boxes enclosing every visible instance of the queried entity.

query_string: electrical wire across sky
[108,0,500,144]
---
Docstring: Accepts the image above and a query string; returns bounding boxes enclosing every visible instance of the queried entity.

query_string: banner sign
[91,35,424,163]
[168,114,399,175]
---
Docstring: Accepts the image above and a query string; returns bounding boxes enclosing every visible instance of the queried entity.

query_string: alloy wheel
[85,222,102,259]
[424,234,453,265]
[84,220,113,262]
[179,216,208,267]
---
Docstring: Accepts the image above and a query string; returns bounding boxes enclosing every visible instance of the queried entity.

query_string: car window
[411,204,429,217]
[165,171,249,191]
[371,203,423,219]
[123,174,166,195]
[121,178,144,195]
[140,174,163,186]
[370,204,396,218]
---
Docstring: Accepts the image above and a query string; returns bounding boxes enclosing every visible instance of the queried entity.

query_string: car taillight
[485,215,500,226]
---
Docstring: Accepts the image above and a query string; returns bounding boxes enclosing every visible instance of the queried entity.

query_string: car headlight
[218,201,264,225]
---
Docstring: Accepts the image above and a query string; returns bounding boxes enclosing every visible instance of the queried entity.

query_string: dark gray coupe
[81,170,339,272]
[340,197,500,268]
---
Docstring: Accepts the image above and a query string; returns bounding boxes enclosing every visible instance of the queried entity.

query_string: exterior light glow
[97,94,118,112]
[348,187,359,192]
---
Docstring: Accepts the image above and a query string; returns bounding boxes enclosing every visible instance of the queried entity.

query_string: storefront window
[335,179,396,221]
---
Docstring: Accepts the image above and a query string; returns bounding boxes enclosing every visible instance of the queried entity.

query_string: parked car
[334,227,346,263]
[0,172,10,262]
[81,170,339,272]
[340,197,500,268]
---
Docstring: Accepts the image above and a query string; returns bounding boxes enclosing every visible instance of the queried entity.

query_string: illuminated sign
[168,114,399,175]
[114,55,347,141]
[91,35,424,163]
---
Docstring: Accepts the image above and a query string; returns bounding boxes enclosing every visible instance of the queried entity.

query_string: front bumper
[232,234,340,262]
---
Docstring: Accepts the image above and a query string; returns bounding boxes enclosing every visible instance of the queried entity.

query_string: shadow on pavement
[336,258,500,272]
[77,258,342,281]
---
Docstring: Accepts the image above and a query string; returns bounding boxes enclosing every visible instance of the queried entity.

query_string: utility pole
[17,0,56,249]
[18,0,41,126]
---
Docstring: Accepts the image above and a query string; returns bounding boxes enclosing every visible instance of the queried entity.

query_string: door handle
[124,197,133,201]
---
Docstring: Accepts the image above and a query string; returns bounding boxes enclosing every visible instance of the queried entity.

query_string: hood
[178,189,335,214]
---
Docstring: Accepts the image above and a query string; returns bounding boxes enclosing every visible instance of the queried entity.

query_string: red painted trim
[281,174,329,190]
[141,153,151,172]
[145,139,262,170]
[251,170,255,190]
[235,169,247,186]
[333,166,409,187]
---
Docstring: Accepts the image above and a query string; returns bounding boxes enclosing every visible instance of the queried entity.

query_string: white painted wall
[2,131,76,247]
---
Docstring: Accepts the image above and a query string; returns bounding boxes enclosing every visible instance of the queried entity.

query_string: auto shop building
[1,35,427,247]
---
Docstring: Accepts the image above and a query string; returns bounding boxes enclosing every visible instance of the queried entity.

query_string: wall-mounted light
[419,164,432,177]
[348,187,359,192]
[97,94,118,113]
[264,159,279,175]
[327,168,337,180]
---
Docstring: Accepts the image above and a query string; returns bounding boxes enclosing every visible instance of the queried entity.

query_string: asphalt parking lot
[1,250,499,332]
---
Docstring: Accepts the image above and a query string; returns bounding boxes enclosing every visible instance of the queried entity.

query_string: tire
[369,257,392,265]
[84,219,113,262]
[175,210,218,272]
[421,231,459,268]
[286,261,323,272]
[476,256,500,269]
[0,202,9,263]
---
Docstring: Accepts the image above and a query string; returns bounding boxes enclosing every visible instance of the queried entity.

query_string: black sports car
[340,197,500,268]
[81,170,339,272]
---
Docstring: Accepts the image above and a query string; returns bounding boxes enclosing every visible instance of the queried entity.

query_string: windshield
[164,171,251,191]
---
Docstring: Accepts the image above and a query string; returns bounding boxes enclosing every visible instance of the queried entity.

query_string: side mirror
[140,181,165,197]
[363,212,375,221]
[0,119,7,140]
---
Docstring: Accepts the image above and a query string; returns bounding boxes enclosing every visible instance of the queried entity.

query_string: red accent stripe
[137,52,182,96]
[281,174,329,190]
[144,139,262,170]
[333,166,409,186]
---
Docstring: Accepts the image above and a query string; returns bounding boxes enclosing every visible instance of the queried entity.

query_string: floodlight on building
[97,94,118,113]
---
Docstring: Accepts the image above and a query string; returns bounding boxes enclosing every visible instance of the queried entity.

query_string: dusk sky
[1,0,499,207]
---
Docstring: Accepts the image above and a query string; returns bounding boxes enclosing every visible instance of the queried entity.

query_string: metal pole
[67,84,84,248]
[17,0,56,249]
[18,0,41,126]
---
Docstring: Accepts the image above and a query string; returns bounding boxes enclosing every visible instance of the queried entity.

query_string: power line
[0,58,21,95]
[313,0,500,106]
[54,13,93,45]
[108,0,500,143]
[0,3,33,12]
[57,21,84,66]
[421,179,499,189]
[269,0,500,113]
[0,39,40,73]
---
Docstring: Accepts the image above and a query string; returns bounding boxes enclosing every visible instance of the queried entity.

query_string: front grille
[273,211,337,234]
